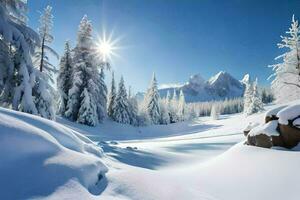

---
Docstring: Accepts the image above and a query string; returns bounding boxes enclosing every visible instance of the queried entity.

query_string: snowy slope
[0,108,108,200]
[1,104,300,200]
[158,71,245,102]
[92,104,300,200]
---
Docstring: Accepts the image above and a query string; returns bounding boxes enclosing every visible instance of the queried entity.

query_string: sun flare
[96,31,120,62]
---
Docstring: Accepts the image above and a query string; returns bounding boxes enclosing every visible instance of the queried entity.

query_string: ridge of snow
[208,71,227,85]
[0,107,107,199]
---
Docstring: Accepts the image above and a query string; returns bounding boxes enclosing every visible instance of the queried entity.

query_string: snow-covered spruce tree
[33,5,58,119]
[0,1,40,114]
[177,89,186,121]
[246,78,264,115]
[159,98,170,125]
[143,73,161,124]
[165,90,172,121]
[269,15,300,103]
[65,15,104,125]
[77,88,97,126]
[243,74,253,114]
[57,41,73,115]
[95,68,107,122]
[128,86,139,126]
[187,104,198,120]
[114,76,131,124]
[211,104,219,120]
[33,5,58,74]
[170,89,179,123]
[107,71,117,119]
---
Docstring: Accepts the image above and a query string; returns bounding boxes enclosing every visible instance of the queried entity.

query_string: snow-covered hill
[159,71,245,102]
[0,108,107,200]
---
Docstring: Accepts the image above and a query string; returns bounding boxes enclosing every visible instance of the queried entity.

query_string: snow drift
[0,107,107,199]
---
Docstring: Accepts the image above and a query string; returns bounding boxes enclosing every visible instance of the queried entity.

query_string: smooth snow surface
[0,108,107,200]
[1,104,300,200]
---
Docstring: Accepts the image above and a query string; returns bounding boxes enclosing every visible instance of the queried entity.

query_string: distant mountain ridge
[158,71,246,103]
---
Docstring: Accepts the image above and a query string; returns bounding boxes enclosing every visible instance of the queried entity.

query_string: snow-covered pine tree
[246,78,264,115]
[165,90,172,122]
[170,89,179,123]
[187,104,198,120]
[177,89,186,121]
[107,71,116,119]
[65,15,101,125]
[33,5,58,74]
[128,86,139,126]
[77,88,97,126]
[0,0,40,115]
[143,73,161,124]
[269,15,300,103]
[159,98,170,124]
[57,41,73,115]
[243,74,253,114]
[114,76,131,124]
[211,104,219,120]
[95,68,107,122]
[33,5,59,119]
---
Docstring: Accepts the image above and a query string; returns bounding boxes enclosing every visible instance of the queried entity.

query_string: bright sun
[96,31,120,62]
[98,41,113,60]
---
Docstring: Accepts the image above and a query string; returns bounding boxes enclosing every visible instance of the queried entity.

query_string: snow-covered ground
[1,104,299,200]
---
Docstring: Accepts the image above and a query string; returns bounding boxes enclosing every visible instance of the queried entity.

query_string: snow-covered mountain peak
[188,73,206,86]
[240,74,250,84]
[158,71,245,102]
[208,71,232,85]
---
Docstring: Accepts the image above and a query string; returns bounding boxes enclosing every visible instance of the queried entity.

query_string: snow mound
[265,105,287,118]
[277,104,300,125]
[249,120,280,137]
[0,107,108,199]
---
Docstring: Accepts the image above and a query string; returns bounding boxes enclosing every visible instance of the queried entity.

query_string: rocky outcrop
[244,104,300,149]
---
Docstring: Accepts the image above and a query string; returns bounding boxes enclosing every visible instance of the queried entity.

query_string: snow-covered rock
[158,71,245,102]
[277,104,300,125]
[264,105,287,123]
[0,107,107,199]
[248,120,280,137]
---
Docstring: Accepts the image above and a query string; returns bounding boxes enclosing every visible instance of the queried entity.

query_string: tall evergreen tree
[143,73,161,124]
[107,71,116,119]
[57,41,73,115]
[33,5,59,74]
[33,5,59,119]
[128,86,139,126]
[77,88,98,126]
[269,15,300,103]
[96,68,107,122]
[177,89,186,121]
[114,76,131,124]
[246,78,264,115]
[65,15,102,125]
[0,0,40,115]
[243,74,253,114]
[159,98,170,124]
[170,89,179,123]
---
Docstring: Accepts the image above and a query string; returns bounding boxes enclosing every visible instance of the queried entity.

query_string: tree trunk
[40,36,45,72]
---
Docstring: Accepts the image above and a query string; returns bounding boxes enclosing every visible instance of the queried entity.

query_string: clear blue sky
[27,0,300,92]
